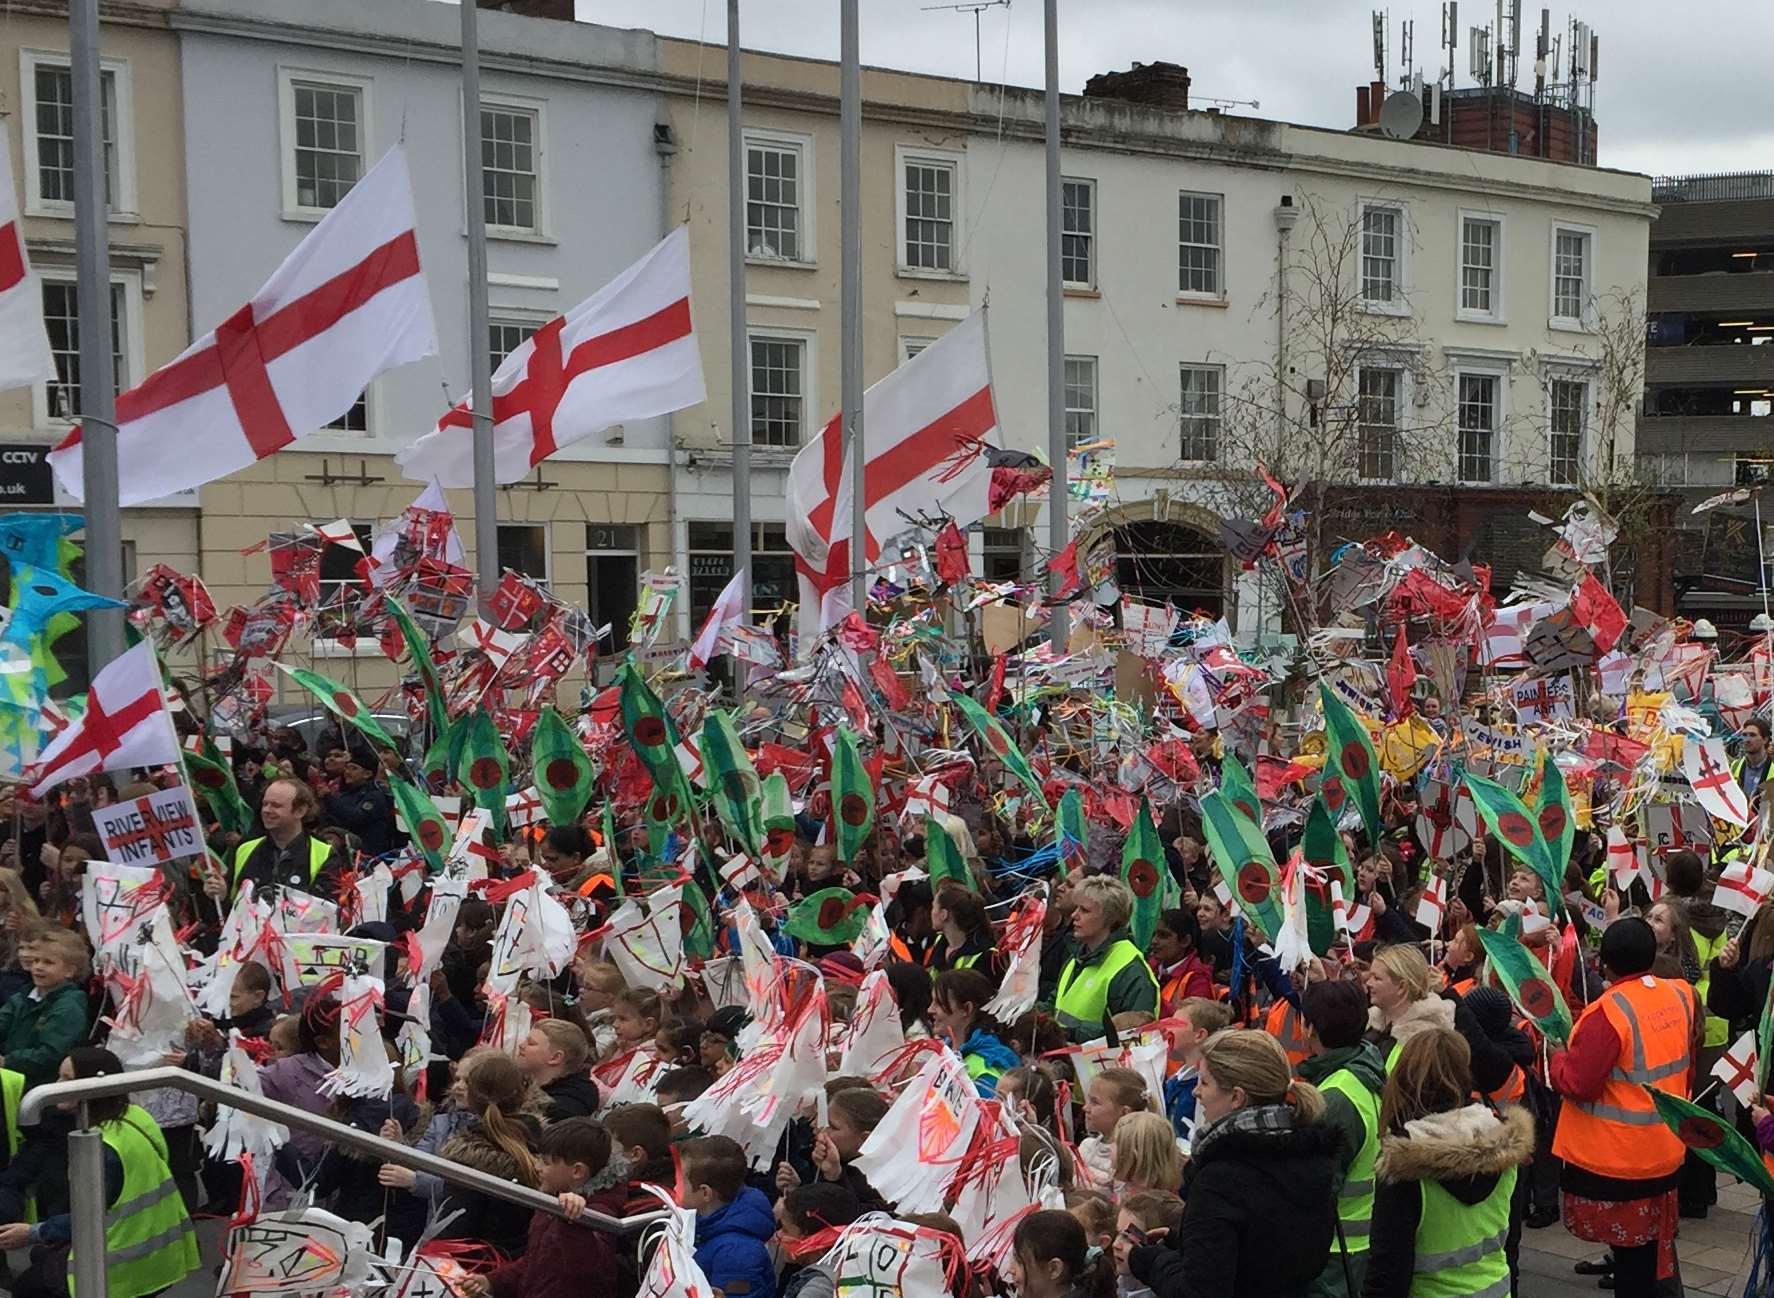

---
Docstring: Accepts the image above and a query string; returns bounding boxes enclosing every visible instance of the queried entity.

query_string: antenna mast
[921,0,1011,82]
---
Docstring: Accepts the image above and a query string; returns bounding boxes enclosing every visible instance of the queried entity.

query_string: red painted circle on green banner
[651,792,680,823]
[192,765,225,790]
[680,902,698,937]
[1340,740,1370,782]
[766,827,796,856]
[1518,977,1556,1020]
[818,895,849,929]
[1127,858,1159,899]
[1496,811,1536,849]
[840,793,870,827]
[986,726,1011,757]
[468,757,503,790]
[1678,1116,1726,1150]
[722,772,751,807]
[634,716,667,747]
[1538,802,1568,844]
[416,819,446,853]
[1233,798,1259,823]
[334,692,359,717]
[544,758,580,791]
[1237,862,1272,906]
[1322,778,1347,812]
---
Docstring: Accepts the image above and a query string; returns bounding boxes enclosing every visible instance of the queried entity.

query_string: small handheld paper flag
[1647,1086,1774,1197]
[1714,1031,1760,1106]
[925,815,971,890]
[760,771,795,879]
[1219,753,1263,827]
[279,665,399,753]
[952,691,1050,810]
[1200,788,1282,942]
[1464,769,1565,918]
[1319,682,1382,848]
[832,725,874,865]
[385,594,449,739]
[783,887,874,946]
[390,777,451,873]
[186,744,252,837]
[456,708,511,832]
[1475,925,1573,1044]
[1120,797,1165,948]
[702,708,763,857]
[530,707,594,827]
[1056,786,1087,873]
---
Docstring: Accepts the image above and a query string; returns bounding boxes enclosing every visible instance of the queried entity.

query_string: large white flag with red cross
[0,127,53,392]
[49,147,435,506]
[1683,735,1752,827]
[28,641,179,796]
[398,227,703,486]
[786,311,1000,642]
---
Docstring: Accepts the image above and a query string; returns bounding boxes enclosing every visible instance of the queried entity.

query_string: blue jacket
[960,1029,1022,1098]
[694,1184,778,1298]
[1163,1065,1199,1138]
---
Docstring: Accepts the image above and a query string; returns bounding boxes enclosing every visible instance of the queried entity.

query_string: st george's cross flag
[689,569,747,673]
[398,227,705,486]
[49,148,435,505]
[29,641,179,796]
[0,127,54,392]
[785,311,1001,643]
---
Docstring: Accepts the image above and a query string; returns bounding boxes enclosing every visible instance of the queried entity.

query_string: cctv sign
[0,444,54,504]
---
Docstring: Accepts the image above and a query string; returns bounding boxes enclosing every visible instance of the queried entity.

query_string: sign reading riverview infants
[92,784,203,865]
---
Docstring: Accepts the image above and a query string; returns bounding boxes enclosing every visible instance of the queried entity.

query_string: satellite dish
[1378,90,1425,140]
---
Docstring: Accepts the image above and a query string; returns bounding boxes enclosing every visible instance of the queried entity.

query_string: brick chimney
[476,0,574,20]
[1082,61,1190,111]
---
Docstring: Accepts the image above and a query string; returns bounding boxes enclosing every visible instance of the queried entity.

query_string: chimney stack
[1082,61,1191,111]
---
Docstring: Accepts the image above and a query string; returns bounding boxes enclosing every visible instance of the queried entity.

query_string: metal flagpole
[462,0,498,607]
[1044,0,1069,653]
[70,0,123,673]
[728,0,751,697]
[841,0,865,615]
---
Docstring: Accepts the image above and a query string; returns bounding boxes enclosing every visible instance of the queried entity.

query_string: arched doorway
[1112,518,1226,619]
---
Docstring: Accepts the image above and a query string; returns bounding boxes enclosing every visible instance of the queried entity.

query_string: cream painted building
[0,0,196,683]
[658,48,1654,632]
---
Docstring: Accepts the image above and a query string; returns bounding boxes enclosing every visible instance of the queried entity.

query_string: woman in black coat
[1122,1028,1339,1298]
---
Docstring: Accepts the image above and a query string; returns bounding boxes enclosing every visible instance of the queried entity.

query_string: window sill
[23,206,141,226]
[896,266,967,284]
[485,228,558,247]
[1175,294,1228,309]
[1360,300,1412,318]
[1548,318,1595,335]
[1454,311,1508,327]
[1064,285,1099,298]
[281,207,330,225]
[747,255,818,271]
[309,637,382,659]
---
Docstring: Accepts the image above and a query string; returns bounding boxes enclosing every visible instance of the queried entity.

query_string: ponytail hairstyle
[1090,1066,1160,1115]
[1012,1208,1114,1298]
[1197,1028,1326,1124]
[931,968,1011,1043]
[1380,1027,1472,1135]
[461,1051,540,1188]
[1111,1111,1184,1192]
[934,883,996,945]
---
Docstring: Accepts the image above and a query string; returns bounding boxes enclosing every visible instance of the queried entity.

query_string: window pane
[496,523,549,586]
[325,391,369,434]
[1062,179,1094,286]
[1178,193,1221,295]
[292,82,363,210]
[1358,368,1399,481]
[482,106,539,231]
[489,319,539,372]
[1063,355,1097,449]
[749,337,803,446]
[746,143,801,261]
[1461,218,1495,313]
[1362,207,1399,303]
[41,280,124,419]
[32,66,113,208]
[1549,379,1585,486]
[1458,373,1496,483]
[1555,230,1588,320]
[1179,365,1221,462]
[903,161,954,271]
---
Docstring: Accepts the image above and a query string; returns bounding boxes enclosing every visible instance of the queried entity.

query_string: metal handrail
[22,1067,669,1237]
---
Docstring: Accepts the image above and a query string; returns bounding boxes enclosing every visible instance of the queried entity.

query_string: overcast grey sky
[563,0,1774,179]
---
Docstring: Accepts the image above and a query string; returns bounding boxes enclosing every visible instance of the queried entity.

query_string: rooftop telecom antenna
[921,0,1011,83]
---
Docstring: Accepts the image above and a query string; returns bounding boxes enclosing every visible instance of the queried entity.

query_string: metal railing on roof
[1653,171,1774,203]
[21,1066,670,1298]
